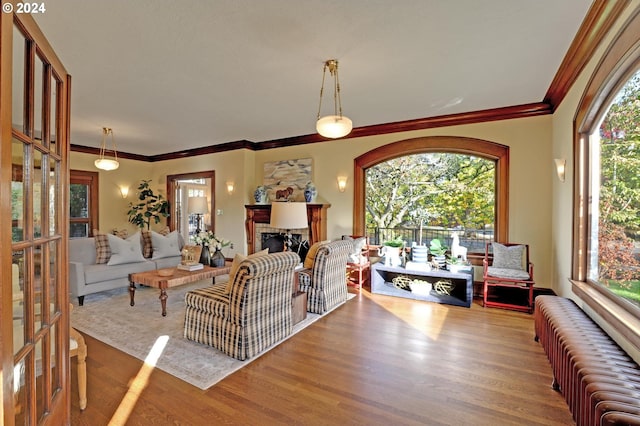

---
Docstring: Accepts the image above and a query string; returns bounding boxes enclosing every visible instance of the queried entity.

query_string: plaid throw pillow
[94,234,111,264]
[112,228,129,239]
[159,226,171,236]
[141,230,153,258]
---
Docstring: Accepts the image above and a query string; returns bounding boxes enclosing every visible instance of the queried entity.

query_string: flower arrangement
[193,231,230,251]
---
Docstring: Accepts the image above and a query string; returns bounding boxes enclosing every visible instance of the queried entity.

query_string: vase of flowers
[194,231,231,266]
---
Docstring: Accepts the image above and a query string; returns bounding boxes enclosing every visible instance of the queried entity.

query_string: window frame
[69,169,98,237]
[572,7,640,350]
[354,136,509,262]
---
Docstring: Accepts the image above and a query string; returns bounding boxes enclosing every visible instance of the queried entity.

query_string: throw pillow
[342,236,367,264]
[141,230,153,258]
[94,234,111,264]
[224,249,269,294]
[107,232,147,265]
[303,240,330,269]
[112,228,129,239]
[491,243,525,270]
[151,230,181,260]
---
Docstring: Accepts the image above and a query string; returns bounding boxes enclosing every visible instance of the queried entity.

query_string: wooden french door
[1,8,71,425]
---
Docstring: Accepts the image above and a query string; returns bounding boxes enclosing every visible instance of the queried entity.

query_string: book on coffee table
[177,263,204,271]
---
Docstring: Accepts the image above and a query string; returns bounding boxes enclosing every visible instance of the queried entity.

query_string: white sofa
[69,236,182,305]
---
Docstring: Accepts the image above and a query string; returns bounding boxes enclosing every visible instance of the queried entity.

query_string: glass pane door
[4,15,70,424]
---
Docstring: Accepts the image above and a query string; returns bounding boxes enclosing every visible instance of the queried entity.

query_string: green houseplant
[127,180,170,230]
[429,238,447,269]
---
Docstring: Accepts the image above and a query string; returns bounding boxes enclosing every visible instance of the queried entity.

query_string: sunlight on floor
[361,291,448,340]
[108,335,169,426]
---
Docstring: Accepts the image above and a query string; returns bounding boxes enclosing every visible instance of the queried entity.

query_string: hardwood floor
[70,290,574,425]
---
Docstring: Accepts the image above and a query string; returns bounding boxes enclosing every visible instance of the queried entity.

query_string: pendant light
[316,59,352,139]
[94,127,119,171]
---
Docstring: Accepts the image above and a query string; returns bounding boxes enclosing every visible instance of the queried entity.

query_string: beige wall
[72,115,556,289]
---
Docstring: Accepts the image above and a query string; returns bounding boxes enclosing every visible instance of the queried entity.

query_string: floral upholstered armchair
[299,240,351,314]
[183,251,299,360]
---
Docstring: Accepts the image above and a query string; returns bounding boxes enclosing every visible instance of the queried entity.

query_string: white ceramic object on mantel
[253,186,267,204]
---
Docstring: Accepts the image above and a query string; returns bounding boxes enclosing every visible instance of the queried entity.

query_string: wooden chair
[13,304,87,412]
[483,242,535,313]
[70,326,88,410]
[343,235,370,289]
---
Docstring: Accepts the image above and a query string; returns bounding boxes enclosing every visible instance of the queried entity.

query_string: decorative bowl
[157,268,175,277]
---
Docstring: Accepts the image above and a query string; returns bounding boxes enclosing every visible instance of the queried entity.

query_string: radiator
[534,296,640,426]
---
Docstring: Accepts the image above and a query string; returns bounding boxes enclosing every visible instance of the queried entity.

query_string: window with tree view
[589,70,640,306]
[365,153,495,252]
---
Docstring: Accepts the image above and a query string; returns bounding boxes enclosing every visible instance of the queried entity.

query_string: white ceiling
[34,0,593,156]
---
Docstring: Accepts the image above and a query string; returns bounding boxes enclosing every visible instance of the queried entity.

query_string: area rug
[71,279,354,390]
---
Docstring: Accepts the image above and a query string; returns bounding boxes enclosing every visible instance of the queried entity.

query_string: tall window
[354,136,510,255]
[365,153,495,252]
[572,8,640,349]
[586,71,640,306]
[69,170,99,238]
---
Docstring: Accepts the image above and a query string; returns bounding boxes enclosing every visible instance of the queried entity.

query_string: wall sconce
[226,181,235,194]
[119,186,129,198]
[337,176,347,192]
[554,158,566,182]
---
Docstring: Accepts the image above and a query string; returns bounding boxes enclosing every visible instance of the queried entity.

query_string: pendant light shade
[316,59,352,139]
[95,127,119,171]
[316,115,353,139]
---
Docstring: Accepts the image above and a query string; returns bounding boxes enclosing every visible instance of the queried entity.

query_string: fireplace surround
[245,204,330,254]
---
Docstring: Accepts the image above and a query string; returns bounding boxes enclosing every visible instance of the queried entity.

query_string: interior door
[1,11,71,425]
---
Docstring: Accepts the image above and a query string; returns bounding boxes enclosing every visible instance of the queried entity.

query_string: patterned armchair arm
[297,268,312,292]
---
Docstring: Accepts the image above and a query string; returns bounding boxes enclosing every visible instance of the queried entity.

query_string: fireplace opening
[261,232,309,260]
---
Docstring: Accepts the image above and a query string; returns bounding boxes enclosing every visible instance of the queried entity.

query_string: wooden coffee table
[129,264,231,316]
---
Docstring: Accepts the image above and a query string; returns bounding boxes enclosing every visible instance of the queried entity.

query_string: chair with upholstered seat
[483,242,535,313]
[343,235,370,289]
[183,251,300,361]
[299,240,351,314]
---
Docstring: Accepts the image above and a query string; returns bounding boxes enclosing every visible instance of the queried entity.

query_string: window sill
[571,280,640,354]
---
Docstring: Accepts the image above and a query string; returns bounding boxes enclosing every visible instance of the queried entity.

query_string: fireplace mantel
[245,203,330,254]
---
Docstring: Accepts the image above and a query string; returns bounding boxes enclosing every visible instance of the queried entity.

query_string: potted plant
[378,236,404,267]
[447,255,472,273]
[429,238,447,269]
[127,180,170,230]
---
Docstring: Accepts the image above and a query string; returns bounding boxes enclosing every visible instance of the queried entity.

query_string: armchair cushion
[303,240,330,269]
[184,284,229,317]
[491,242,525,270]
[487,266,530,280]
[224,249,269,293]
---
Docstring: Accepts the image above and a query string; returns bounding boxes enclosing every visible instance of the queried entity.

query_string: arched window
[573,8,640,348]
[354,136,509,260]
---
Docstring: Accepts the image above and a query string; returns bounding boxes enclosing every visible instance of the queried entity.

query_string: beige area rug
[71,278,354,390]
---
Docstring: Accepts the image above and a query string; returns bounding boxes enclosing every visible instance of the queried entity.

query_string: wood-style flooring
[70,289,574,425]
